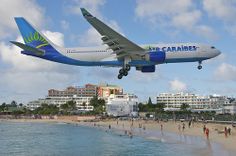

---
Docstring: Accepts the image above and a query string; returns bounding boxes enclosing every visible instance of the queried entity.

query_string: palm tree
[82,102,86,111]
[180,103,190,112]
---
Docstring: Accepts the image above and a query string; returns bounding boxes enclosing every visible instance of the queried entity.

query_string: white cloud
[0,31,64,72]
[169,79,187,92]
[132,71,161,82]
[0,0,45,38]
[203,0,236,22]
[172,10,201,30]
[87,67,116,80]
[60,20,70,30]
[203,0,236,36]
[79,27,103,46]
[42,30,65,47]
[0,30,80,103]
[214,63,236,81]
[135,0,217,39]
[135,0,192,19]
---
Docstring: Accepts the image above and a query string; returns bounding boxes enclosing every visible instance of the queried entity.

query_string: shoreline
[80,119,236,153]
[1,117,235,154]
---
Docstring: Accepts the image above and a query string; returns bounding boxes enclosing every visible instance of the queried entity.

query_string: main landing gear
[118,64,131,79]
[198,61,202,70]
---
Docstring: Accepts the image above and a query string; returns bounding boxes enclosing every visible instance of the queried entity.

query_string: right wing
[81,8,146,59]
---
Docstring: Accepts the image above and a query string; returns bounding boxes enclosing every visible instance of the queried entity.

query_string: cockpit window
[211,46,215,49]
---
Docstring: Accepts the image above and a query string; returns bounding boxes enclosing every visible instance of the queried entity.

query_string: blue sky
[0,0,236,104]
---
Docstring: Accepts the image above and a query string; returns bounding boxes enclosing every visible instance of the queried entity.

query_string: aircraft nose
[215,50,221,56]
[212,49,221,58]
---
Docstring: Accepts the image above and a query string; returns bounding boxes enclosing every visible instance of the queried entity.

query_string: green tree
[90,96,105,114]
[147,97,152,105]
[0,102,7,112]
[67,100,76,111]
[59,100,76,114]
[180,103,190,112]
[82,102,86,110]
[33,103,59,115]
[10,100,17,107]
[156,103,165,113]
[60,103,69,110]
[138,103,145,112]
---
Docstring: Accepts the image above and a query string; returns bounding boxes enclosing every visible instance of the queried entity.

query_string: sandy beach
[87,119,236,152]
[1,116,236,154]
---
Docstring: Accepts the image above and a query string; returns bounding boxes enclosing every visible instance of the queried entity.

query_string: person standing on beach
[203,125,206,133]
[228,127,231,135]
[205,128,209,139]
[224,127,228,137]
[160,124,163,131]
[182,123,185,131]
[178,124,181,132]
[188,120,191,128]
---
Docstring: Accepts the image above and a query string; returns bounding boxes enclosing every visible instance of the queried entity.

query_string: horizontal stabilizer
[10,41,45,56]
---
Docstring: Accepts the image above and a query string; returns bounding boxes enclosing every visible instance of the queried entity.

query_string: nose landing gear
[198,61,202,70]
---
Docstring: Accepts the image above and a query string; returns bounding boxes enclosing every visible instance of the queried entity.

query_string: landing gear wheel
[198,65,202,70]
[119,68,125,74]
[123,71,128,76]
[125,64,131,71]
[118,74,123,79]
[197,61,202,70]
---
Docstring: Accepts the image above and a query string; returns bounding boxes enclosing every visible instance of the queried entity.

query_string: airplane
[11,8,221,79]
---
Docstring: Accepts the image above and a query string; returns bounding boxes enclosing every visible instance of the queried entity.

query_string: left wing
[81,8,146,59]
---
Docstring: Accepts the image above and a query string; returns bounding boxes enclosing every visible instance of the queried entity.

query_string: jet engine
[136,65,156,72]
[143,51,166,63]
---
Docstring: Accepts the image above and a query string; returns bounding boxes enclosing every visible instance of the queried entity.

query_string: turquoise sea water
[0,121,231,156]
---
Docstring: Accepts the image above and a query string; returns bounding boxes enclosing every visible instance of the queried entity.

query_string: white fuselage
[56,43,220,66]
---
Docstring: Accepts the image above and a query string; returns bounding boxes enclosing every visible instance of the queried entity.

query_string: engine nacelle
[144,51,166,63]
[140,65,155,72]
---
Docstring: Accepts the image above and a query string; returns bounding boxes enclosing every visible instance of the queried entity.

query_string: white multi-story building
[156,93,210,109]
[222,101,236,114]
[27,95,93,111]
[156,93,232,112]
[106,94,139,117]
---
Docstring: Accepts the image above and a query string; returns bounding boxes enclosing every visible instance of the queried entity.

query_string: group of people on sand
[203,124,233,139]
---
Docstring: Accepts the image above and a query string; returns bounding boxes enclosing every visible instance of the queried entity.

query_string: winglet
[80,8,93,18]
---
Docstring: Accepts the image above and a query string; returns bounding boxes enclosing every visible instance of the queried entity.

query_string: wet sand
[80,119,236,154]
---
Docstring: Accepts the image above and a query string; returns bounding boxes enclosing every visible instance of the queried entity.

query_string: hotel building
[48,84,97,97]
[97,83,123,99]
[27,83,124,111]
[27,96,93,111]
[156,93,234,113]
